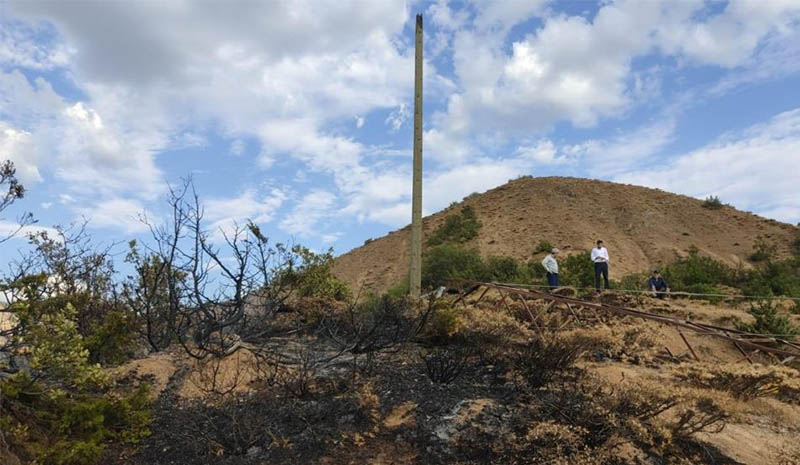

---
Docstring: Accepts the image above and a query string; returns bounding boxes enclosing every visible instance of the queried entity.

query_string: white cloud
[3,2,424,229]
[204,188,287,240]
[515,140,564,165]
[0,220,59,242]
[4,0,800,237]
[710,27,800,95]
[74,198,152,234]
[0,122,40,184]
[427,0,469,32]
[566,118,677,176]
[280,190,337,236]
[615,108,800,224]
[428,0,800,165]
[470,0,549,33]
[655,0,800,68]
[0,71,166,200]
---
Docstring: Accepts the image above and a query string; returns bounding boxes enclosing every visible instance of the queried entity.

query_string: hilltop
[334,176,798,294]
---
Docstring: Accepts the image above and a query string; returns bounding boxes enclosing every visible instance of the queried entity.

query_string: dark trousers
[594,262,609,291]
[653,285,668,299]
[546,272,559,288]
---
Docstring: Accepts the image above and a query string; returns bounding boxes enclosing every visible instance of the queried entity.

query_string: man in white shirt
[541,248,559,289]
[591,239,610,291]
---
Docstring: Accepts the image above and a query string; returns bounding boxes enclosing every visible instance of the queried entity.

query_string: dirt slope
[334,176,798,294]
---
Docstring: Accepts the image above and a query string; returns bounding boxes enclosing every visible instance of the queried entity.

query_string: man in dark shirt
[648,270,669,299]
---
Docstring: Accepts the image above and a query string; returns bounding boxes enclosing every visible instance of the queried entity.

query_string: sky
[1,0,800,263]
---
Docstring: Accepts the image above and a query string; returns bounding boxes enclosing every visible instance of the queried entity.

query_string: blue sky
[1,0,800,263]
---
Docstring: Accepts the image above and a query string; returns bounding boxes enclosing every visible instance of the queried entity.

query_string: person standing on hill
[542,248,560,289]
[591,240,610,292]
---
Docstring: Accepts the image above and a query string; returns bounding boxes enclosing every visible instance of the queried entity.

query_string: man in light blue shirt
[541,248,559,289]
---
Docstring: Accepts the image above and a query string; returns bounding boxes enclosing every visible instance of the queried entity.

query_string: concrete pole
[409,14,423,298]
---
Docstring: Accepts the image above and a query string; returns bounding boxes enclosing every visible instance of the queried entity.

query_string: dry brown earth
[334,176,798,294]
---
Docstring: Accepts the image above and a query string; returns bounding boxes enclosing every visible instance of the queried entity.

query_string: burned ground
[117,291,800,465]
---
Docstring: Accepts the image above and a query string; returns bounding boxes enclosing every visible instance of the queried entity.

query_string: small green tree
[560,252,594,289]
[750,236,777,262]
[281,246,351,301]
[421,245,487,289]
[427,206,481,246]
[485,256,526,283]
[702,195,724,209]
[737,301,799,338]
[533,240,554,254]
[1,277,151,465]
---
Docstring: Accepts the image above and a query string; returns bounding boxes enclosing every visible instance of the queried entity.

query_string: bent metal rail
[445,280,800,363]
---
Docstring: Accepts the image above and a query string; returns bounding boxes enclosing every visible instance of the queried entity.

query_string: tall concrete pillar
[410,14,423,298]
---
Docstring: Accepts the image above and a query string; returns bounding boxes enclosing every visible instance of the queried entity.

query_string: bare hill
[334,176,798,293]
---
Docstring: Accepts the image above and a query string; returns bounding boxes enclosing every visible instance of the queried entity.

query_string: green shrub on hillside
[736,301,799,338]
[2,374,151,465]
[651,248,800,301]
[702,195,724,209]
[750,236,777,262]
[661,248,733,291]
[749,258,800,298]
[485,256,524,283]
[533,240,554,254]
[421,245,487,288]
[526,261,547,282]
[1,277,151,465]
[560,252,595,289]
[427,206,481,246]
[617,272,650,291]
[792,229,800,256]
[420,246,532,289]
[283,246,351,301]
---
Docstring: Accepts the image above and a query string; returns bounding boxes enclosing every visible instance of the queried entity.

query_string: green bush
[560,252,594,289]
[1,281,151,465]
[526,261,548,283]
[2,374,151,465]
[427,206,481,246]
[617,272,649,291]
[662,250,733,291]
[753,258,800,297]
[421,245,487,289]
[792,229,800,256]
[420,245,531,289]
[485,256,524,283]
[386,281,410,299]
[750,236,777,262]
[736,301,799,338]
[85,310,139,366]
[284,246,351,301]
[702,195,723,209]
[533,240,553,254]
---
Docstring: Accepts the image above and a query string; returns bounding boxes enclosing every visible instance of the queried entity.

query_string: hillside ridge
[334,176,797,294]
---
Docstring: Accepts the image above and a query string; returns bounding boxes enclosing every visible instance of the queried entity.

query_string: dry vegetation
[121,292,800,465]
